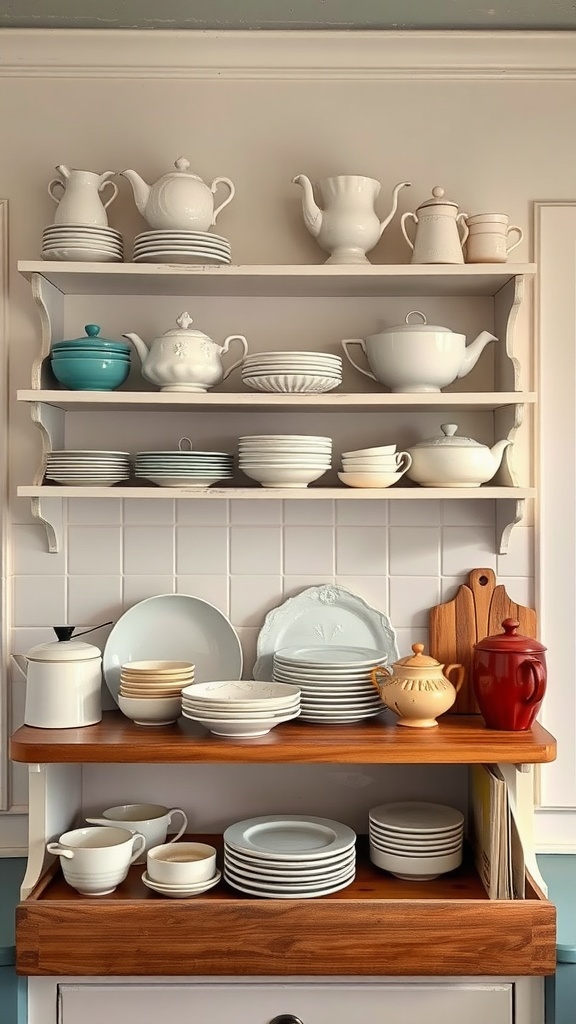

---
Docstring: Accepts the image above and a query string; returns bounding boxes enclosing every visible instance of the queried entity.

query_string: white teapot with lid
[124,312,248,392]
[401,186,469,264]
[121,157,235,231]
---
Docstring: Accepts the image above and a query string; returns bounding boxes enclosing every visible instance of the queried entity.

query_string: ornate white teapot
[401,186,468,264]
[124,312,248,393]
[121,157,235,231]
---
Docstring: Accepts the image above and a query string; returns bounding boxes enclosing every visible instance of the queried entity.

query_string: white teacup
[85,803,188,864]
[47,826,145,896]
[147,841,217,886]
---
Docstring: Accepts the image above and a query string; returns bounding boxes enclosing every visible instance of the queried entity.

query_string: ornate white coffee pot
[401,186,468,264]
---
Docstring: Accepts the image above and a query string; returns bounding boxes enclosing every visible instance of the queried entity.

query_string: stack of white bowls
[180,679,301,738]
[132,230,231,265]
[369,801,464,881]
[338,443,412,489]
[134,446,234,488]
[42,224,124,262]
[45,449,130,486]
[118,660,194,727]
[241,351,343,393]
[239,434,332,488]
[223,814,357,898]
[272,645,387,724]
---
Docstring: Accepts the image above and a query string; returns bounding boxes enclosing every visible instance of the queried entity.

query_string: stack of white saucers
[339,443,412,490]
[241,351,343,393]
[45,449,131,486]
[42,224,124,262]
[134,447,234,488]
[238,434,332,488]
[223,814,356,898]
[181,679,301,738]
[272,646,387,724]
[132,230,232,264]
[369,801,465,881]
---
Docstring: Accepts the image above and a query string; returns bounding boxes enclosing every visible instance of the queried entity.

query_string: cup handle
[518,658,546,706]
[47,179,65,204]
[444,663,465,695]
[457,213,469,246]
[396,451,412,474]
[211,177,235,222]
[506,225,524,254]
[400,211,417,251]
[46,842,75,859]
[99,180,119,210]
[221,336,248,381]
[341,339,377,382]
[370,665,392,695]
[129,833,147,864]
[167,808,188,844]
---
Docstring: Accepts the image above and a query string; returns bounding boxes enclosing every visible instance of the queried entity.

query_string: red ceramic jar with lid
[472,618,547,731]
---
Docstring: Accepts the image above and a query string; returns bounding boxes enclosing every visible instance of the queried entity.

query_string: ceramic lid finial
[174,156,191,171]
[432,186,445,199]
[176,312,194,330]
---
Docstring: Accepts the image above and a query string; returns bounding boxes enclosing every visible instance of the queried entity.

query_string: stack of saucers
[369,801,464,881]
[223,814,356,898]
[238,434,332,489]
[45,449,131,486]
[132,230,232,265]
[42,224,124,262]
[339,444,412,489]
[181,679,301,738]
[241,351,343,393]
[272,646,387,724]
[118,660,194,727]
[134,445,234,488]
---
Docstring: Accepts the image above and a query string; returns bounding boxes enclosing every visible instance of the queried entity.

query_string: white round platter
[223,862,355,892]
[136,230,230,243]
[43,248,123,262]
[223,869,355,899]
[223,848,355,879]
[133,252,231,264]
[181,705,300,721]
[139,478,230,488]
[182,679,301,703]
[369,802,465,832]
[275,645,386,668]
[223,815,356,861]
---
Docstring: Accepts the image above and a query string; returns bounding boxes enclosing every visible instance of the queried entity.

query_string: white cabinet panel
[58,980,513,1024]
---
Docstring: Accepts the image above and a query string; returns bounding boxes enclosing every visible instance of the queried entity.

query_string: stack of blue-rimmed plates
[135,445,234,488]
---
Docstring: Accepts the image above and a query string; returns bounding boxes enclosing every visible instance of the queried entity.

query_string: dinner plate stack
[134,446,234,488]
[238,434,332,489]
[45,449,131,486]
[369,801,465,881]
[272,645,387,724]
[42,224,124,262]
[132,230,232,264]
[241,351,343,393]
[223,814,357,898]
[181,679,301,738]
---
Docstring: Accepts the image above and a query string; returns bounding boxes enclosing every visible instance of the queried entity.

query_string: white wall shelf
[18,485,533,500]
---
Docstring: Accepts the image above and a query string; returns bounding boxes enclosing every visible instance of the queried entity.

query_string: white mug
[464,213,524,264]
[47,826,145,895]
[147,841,217,886]
[85,803,188,864]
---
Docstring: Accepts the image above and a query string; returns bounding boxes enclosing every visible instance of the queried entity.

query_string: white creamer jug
[12,625,105,728]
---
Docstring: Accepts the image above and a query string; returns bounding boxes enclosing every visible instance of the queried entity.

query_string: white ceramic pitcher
[401,185,468,264]
[48,165,118,226]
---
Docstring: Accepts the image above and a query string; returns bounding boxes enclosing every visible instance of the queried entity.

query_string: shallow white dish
[242,375,341,394]
[241,466,329,488]
[118,694,181,726]
[342,445,397,457]
[133,251,231,264]
[103,594,243,705]
[369,844,462,879]
[274,645,386,669]
[223,869,355,899]
[224,848,356,879]
[42,247,123,262]
[224,815,356,861]
[369,802,465,832]
[255,584,399,681]
[338,471,405,489]
[181,708,300,736]
[224,862,355,893]
[139,476,231,488]
[182,679,300,703]
[141,869,221,897]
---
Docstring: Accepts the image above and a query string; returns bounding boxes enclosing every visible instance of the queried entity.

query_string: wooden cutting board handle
[429,568,537,715]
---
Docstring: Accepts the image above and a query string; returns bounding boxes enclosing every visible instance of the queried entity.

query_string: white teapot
[124,312,248,393]
[121,157,235,231]
[401,186,468,264]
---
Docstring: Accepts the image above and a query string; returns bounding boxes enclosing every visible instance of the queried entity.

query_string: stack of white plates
[45,449,130,486]
[42,224,124,262]
[369,801,465,881]
[272,645,387,724]
[238,434,332,489]
[181,679,301,738]
[132,230,232,265]
[223,814,356,898]
[134,446,234,488]
[241,351,343,393]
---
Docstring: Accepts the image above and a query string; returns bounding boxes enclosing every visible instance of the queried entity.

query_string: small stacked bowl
[118,660,194,726]
[369,801,464,881]
[42,224,124,262]
[272,646,387,724]
[239,434,332,488]
[50,324,131,391]
[181,679,301,738]
[241,351,343,393]
[45,449,131,486]
[134,440,234,488]
[338,444,412,489]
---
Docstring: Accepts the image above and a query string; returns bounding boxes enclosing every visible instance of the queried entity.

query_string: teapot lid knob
[432,186,445,199]
[441,424,459,437]
[176,312,194,330]
[53,625,76,642]
[84,324,101,338]
[419,185,458,210]
[174,156,191,172]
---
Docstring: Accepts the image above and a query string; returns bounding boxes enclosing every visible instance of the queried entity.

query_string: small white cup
[85,803,188,864]
[47,826,145,895]
[464,213,524,264]
[147,841,217,886]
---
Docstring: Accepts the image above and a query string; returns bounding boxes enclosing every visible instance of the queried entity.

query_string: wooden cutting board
[428,568,537,714]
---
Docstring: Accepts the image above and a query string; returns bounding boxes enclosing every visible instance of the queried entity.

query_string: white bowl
[338,471,405,489]
[118,694,181,726]
[241,465,330,488]
[242,374,341,393]
[121,660,194,674]
[342,445,397,457]
[181,708,300,736]
[369,844,463,879]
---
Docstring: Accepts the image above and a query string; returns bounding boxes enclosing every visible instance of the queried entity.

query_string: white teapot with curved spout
[124,312,248,393]
[121,157,235,231]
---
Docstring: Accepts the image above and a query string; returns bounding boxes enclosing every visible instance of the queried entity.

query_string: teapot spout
[490,438,513,473]
[293,174,323,238]
[457,330,498,379]
[122,332,149,366]
[378,180,411,238]
[120,168,151,218]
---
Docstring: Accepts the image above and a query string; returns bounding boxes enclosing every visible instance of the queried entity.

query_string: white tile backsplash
[124,525,175,575]
[176,575,229,615]
[176,526,228,575]
[13,576,66,626]
[123,499,175,524]
[283,500,334,525]
[389,526,441,576]
[230,499,282,524]
[230,574,283,627]
[11,525,66,575]
[389,500,441,526]
[68,526,122,575]
[68,575,122,623]
[176,500,228,525]
[336,526,388,575]
[389,576,441,628]
[284,525,334,575]
[497,526,534,577]
[67,498,122,525]
[441,525,497,576]
[335,575,389,616]
[230,526,282,575]
[122,575,175,608]
[335,500,388,525]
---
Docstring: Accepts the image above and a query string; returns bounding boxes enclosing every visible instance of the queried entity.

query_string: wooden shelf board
[17,389,536,412]
[18,262,537,298]
[18,485,535,500]
[9,712,557,765]
[16,841,555,977]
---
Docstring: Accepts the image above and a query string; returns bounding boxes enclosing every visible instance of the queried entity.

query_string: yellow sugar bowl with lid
[371,644,464,729]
